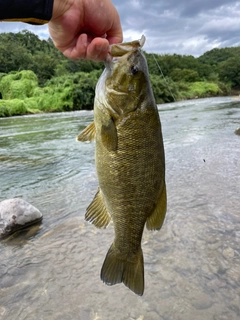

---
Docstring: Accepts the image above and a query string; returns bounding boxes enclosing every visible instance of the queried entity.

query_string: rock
[191,291,213,310]
[222,247,235,259]
[226,267,240,283]
[234,127,240,135]
[0,198,42,239]
[145,311,162,320]
[0,306,6,317]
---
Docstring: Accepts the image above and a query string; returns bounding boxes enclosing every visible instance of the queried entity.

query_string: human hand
[48,0,123,62]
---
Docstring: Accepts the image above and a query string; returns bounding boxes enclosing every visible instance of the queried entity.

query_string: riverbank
[1,30,239,118]
[0,70,98,117]
[0,70,232,117]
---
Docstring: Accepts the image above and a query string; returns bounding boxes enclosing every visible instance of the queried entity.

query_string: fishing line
[145,40,176,102]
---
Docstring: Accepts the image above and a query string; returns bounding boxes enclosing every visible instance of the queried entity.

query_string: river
[0,97,240,320]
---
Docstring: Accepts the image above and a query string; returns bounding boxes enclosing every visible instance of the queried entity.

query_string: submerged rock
[234,128,240,135]
[0,198,42,239]
[222,247,235,259]
[0,306,6,318]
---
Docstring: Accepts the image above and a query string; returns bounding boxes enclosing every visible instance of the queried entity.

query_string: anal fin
[146,182,167,230]
[85,188,111,228]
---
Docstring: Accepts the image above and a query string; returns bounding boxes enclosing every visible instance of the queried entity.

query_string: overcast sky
[0,0,240,57]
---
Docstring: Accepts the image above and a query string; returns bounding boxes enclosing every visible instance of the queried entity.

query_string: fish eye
[130,65,139,75]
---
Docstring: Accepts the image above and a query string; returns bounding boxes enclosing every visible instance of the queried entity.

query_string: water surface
[0,97,240,320]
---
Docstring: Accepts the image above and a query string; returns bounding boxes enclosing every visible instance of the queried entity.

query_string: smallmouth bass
[77,35,166,296]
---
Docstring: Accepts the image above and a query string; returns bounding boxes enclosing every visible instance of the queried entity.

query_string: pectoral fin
[146,182,167,230]
[76,122,95,142]
[101,118,118,152]
[85,188,111,228]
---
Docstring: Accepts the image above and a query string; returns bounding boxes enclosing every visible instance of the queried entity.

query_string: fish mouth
[106,35,146,63]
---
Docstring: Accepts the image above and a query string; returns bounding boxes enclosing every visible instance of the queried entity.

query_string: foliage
[0,70,100,115]
[218,57,240,89]
[150,75,179,103]
[198,46,240,66]
[71,70,101,109]
[0,30,240,117]
[216,81,231,96]
[183,82,221,99]
[0,70,38,99]
[146,53,202,79]
[0,30,104,86]
[0,99,28,116]
[170,68,200,82]
[39,70,101,111]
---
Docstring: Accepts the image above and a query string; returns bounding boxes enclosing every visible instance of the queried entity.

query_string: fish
[77,35,166,296]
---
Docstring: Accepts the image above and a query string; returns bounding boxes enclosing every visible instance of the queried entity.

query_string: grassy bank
[0,70,100,117]
[0,70,230,117]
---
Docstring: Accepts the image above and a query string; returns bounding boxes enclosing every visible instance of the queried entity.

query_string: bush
[0,99,28,116]
[23,97,40,113]
[176,81,225,100]
[0,70,38,100]
[41,71,100,111]
[0,104,10,117]
[150,75,179,103]
[188,82,221,98]
[72,71,99,109]
[0,70,102,116]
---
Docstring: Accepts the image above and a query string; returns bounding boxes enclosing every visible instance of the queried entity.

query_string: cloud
[1,0,240,56]
[179,0,238,17]
[0,22,49,39]
[114,0,240,56]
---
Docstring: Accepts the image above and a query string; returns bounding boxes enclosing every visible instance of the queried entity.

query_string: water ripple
[0,98,240,319]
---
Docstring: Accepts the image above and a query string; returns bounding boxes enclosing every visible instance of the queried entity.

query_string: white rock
[0,306,6,317]
[0,198,42,238]
[235,127,240,135]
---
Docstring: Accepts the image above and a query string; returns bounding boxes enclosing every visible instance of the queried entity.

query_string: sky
[0,0,240,57]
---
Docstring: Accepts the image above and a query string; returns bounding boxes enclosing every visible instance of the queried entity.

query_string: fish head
[96,35,152,119]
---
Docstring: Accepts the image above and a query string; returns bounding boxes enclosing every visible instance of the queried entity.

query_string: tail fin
[100,244,144,296]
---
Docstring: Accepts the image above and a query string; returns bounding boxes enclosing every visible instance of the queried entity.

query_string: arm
[0,0,53,24]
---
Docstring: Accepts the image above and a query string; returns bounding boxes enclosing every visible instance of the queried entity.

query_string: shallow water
[0,97,240,320]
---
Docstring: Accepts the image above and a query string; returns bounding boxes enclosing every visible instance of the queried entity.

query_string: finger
[61,35,109,62]
[86,38,110,62]
[62,34,89,60]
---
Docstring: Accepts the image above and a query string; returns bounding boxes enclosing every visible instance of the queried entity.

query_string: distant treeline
[0,30,240,116]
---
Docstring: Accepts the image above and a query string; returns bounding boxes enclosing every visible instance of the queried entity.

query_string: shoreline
[1,95,238,118]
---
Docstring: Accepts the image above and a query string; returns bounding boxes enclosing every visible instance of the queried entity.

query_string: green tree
[198,47,240,66]
[31,53,57,85]
[170,68,200,82]
[150,75,179,103]
[218,57,240,89]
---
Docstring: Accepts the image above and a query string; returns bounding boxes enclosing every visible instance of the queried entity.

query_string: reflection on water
[0,98,240,320]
